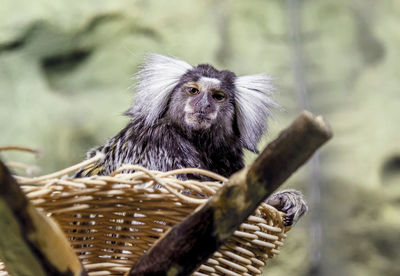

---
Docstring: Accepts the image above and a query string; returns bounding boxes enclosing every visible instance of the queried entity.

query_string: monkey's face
[167,65,236,132]
[183,77,228,130]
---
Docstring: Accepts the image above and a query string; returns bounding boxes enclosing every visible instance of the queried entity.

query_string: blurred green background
[1,0,399,275]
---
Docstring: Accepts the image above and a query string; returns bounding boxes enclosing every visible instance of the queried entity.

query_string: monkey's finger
[265,195,283,207]
[284,201,308,226]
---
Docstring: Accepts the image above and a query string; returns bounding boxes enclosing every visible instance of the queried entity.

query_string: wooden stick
[0,161,88,276]
[127,111,333,276]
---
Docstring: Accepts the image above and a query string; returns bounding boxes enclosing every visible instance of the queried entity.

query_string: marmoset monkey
[76,54,307,226]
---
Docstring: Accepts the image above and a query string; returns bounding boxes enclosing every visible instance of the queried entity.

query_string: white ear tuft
[126,53,193,125]
[235,74,276,153]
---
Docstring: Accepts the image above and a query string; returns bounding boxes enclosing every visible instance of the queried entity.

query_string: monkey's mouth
[185,112,214,129]
[191,112,212,121]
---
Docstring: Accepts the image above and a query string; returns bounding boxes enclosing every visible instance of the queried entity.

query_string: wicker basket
[1,157,289,276]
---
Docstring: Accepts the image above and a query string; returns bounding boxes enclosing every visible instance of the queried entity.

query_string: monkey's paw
[266,189,308,227]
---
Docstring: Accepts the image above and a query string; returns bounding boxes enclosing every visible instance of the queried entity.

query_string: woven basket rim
[1,153,289,276]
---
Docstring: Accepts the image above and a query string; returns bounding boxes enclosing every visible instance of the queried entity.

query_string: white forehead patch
[198,77,221,90]
[200,77,221,84]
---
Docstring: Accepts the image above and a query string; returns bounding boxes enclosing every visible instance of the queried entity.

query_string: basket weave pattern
[2,161,288,276]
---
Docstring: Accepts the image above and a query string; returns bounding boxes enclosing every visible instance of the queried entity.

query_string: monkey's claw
[266,189,308,227]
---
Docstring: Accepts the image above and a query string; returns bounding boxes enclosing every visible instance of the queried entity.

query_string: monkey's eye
[186,87,200,95]
[212,92,226,102]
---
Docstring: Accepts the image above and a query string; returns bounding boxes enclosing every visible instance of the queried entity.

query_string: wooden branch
[128,111,333,276]
[0,161,87,276]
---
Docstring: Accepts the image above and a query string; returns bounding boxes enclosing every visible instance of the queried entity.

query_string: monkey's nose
[200,101,213,113]
[198,108,211,116]
[195,93,212,109]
